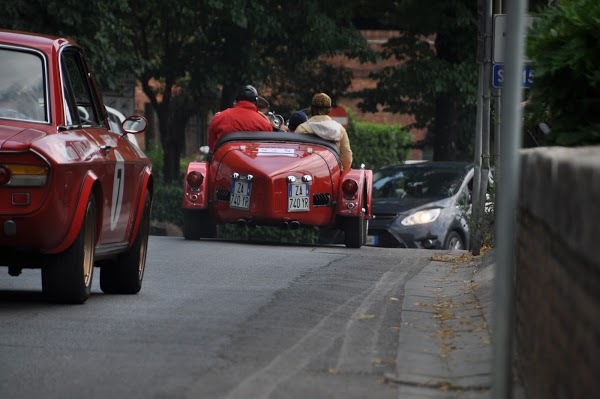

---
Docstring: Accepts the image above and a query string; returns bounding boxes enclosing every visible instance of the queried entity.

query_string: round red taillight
[0,165,11,185]
[186,171,204,188]
[341,179,358,198]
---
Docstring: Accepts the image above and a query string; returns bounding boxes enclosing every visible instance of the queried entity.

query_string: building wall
[516,146,600,399]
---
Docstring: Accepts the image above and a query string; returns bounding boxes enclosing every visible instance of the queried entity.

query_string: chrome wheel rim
[82,202,95,287]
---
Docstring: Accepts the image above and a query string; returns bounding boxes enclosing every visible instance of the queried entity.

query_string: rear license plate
[288,183,309,212]
[230,180,251,209]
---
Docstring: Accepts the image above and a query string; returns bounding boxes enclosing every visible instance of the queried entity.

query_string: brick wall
[516,146,600,398]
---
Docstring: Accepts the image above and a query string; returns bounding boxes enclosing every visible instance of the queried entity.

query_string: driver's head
[236,85,259,104]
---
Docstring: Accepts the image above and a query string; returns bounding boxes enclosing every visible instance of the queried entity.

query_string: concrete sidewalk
[385,249,503,398]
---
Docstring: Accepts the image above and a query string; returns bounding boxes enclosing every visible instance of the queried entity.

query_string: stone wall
[516,146,600,398]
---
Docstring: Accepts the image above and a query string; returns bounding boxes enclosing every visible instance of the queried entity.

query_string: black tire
[183,209,216,240]
[100,191,151,294]
[42,195,96,304]
[344,215,365,248]
[445,231,465,250]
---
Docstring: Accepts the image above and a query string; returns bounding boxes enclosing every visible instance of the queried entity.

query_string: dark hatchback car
[367,162,477,249]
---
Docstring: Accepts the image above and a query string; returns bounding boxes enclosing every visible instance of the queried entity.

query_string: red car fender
[182,161,209,210]
[336,168,369,217]
[364,169,373,219]
[46,171,98,254]
[128,166,153,248]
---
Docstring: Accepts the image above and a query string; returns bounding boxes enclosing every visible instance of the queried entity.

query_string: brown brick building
[330,30,427,160]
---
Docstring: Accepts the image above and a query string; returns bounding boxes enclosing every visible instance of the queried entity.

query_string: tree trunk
[157,109,181,184]
[432,92,459,161]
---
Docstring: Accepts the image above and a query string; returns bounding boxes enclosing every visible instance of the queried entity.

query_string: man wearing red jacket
[208,85,273,150]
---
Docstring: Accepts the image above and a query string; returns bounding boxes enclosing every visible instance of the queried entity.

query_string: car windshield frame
[373,163,470,200]
[0,46,49,124]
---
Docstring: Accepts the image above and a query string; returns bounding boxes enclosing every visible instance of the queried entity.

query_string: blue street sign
[492,64,534,89]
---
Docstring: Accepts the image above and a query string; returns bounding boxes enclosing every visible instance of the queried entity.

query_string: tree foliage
[1,0,374,183]
[526,0,600,145]
[356,0,479,162]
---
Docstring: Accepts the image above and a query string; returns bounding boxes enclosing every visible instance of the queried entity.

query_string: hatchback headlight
[401,208,441,226]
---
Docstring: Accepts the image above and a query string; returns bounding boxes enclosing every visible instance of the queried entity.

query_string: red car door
[60,48,138,245]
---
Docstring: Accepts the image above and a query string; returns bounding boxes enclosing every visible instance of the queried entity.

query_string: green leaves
[527,0,600,145]
[356,0,478,161]
[347,115,412,170]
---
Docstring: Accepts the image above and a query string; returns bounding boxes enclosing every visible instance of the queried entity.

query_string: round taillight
[186,171,204,188]
[341,179,358,198]
[0,165,11,185]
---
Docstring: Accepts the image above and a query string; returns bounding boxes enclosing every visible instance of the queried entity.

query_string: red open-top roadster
[0,30,153,303]
[182,131,372,248]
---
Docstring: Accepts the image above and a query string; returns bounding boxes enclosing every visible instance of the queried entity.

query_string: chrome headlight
[401,208,441,226]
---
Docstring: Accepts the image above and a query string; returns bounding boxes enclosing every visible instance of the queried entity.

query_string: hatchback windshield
[373,164,467,200]
[0,48,47,123]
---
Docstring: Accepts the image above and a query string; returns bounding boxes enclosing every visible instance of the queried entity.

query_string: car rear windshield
[0,48,48,123]
[373,165,467,200]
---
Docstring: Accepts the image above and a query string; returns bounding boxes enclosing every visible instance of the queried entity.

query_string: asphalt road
[0,236,436,399]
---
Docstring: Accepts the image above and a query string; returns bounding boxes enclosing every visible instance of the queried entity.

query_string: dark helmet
[236,85,258,104]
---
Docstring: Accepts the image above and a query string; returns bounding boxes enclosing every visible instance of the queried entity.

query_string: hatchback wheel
[445,231,464,250]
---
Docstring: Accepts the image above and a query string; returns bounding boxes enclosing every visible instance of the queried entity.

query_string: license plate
[366,235,379,246]
[288,183,309,212]
[230,180,251,209]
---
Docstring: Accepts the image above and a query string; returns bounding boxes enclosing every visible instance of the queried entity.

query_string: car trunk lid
[0,125,46,151]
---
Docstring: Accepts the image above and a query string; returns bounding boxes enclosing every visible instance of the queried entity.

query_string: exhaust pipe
[290,221,300,230]
[281,222,289,229]
[237,219,247,227]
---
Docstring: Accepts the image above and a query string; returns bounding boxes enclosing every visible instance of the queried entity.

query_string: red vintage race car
[0,30,153,303]
[182,131,373,248]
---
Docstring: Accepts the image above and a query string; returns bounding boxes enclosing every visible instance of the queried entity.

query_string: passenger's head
[287,111,308,131]
[236,85,259,104]
[310,92,332,116]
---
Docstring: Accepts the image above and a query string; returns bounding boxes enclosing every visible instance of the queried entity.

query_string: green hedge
[151,182,184,227]
[347,114,412,171]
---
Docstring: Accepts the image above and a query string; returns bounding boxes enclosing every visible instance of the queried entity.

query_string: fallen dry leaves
[431,253,477,263]
[358,314,375,320]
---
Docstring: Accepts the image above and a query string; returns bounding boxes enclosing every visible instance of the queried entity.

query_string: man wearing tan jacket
[294,93,353,171]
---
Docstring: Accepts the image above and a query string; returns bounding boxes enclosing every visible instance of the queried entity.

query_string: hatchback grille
[312,193,331,206]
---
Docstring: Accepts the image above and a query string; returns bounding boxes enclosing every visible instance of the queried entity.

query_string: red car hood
[0,125,47,151]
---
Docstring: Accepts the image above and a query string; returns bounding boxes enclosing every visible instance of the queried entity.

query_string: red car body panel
[183,132,372,246]
[0,30,152,267]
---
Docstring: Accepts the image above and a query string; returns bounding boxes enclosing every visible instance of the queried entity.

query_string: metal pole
[472,0,486,255]
[494,1,503,181]
[492,0,528,398]
[494,90,502,182]
[475,0,493,256]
